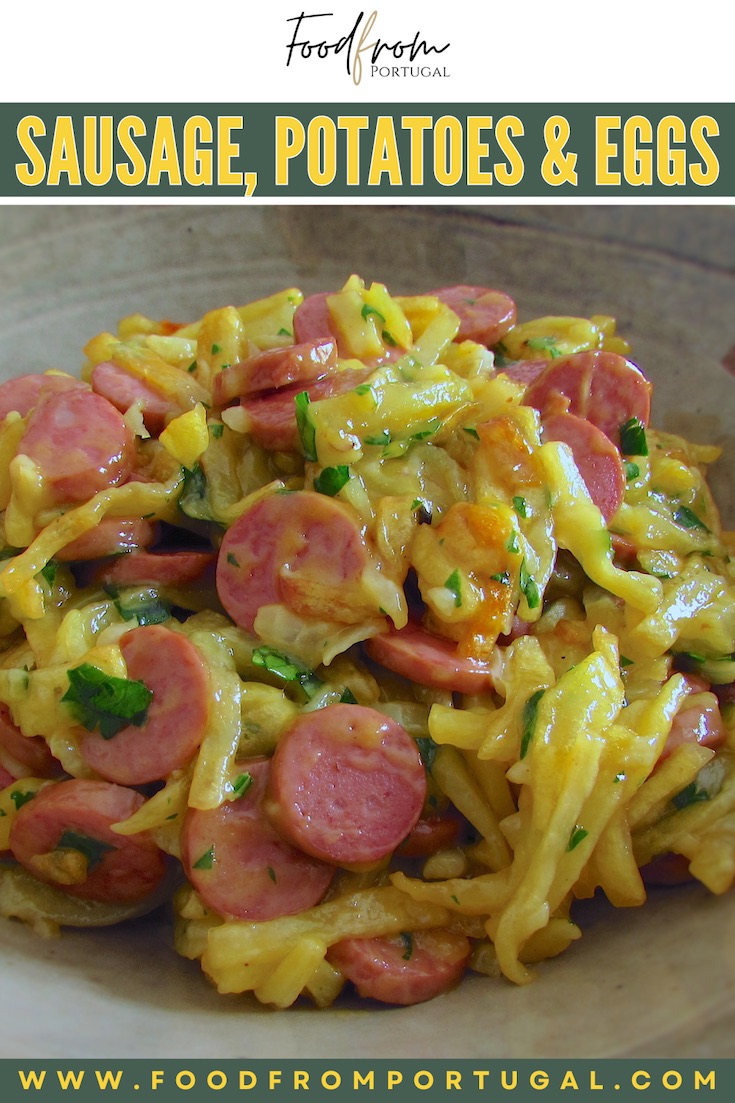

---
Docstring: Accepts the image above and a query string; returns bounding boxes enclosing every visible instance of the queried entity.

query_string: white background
[3,1,731,103]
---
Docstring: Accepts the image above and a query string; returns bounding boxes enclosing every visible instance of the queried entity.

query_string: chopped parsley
[187,361,197,374]
[277,327,292,338]
[400,932,414,961]
[526,336,562,358]
[361,304,385,322]
[226,552,240,568]
[513,495,529,519]
[463,426,480,440]
[211,344,221,355]
[9,789,36,812]
[313,465,350,497]
[56,830,116,870]
[193,846,215,870]
[619,417,648,457]
[252,646,322,699]
[506,532,520,555]
[39,560,58,587]
[672,780,710,810]
[178,462,210,520]
[209,422,224,439]
[112,588,171,627]
[490,571,510,585]
[231,772,254,799]
[672,505,710,533]
[364,428,392,446]
[520,689,545,759]
[519,560,540,609]
[623,460,640,482]
[444,568,462,608]
[567,826,589,852]
[416,736,438,774]
[267,865,278,883]
[339,687,358,704]
[294,391,318,462]
[620,655,634,668]
[62,663,153,740]
[382,330,397,347]
[354,383,374,397]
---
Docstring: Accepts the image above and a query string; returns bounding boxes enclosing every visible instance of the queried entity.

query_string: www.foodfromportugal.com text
[14,1066,717,1093]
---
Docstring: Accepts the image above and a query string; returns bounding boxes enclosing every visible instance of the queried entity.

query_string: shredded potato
[1,273,734,1011]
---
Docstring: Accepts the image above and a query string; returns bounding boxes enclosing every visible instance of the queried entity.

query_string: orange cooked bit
[476,416,540,490]
[456,579,514,660]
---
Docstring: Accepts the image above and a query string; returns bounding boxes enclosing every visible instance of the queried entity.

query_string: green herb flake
[231,772,254,799]
[527,336,561,358]
[277,328,293,338]
[450,894,460,905]
[361,303,385,323]
[400,932,414,961]
[624,460,640,482]
[56,830,116,870]
[187,361,198,374]
[463,426,480,440]
[382,330,398,347]
[313,465,350,497]
[61,663,153,741]
[193,846,215,870]
[673,505,710,533]
[354,383,373,397]
[227,552,240,568]
[519,560,540,610]
[619,417,649,457]
[209,422,225,439]
[672,781,710,810]
[252,646,322,699]
[513,495,529,519]
[9,789,36,812]
[364,428,392,446]
[520,689,545,759]
[490,571,510,585]
[416,736,438,774]
[39,560,58,588]
[294,391,318,462]
[409,417,442,442]
[444,568,462,608]
[114,590,171,627]
[178,462,209,520]
[506,532,520,555]
[620,655,634,668]
[613,772,626,784]
[211,344,221,355]
[567,826,589,852]
[267,865,277,883]
[339,687,358,704]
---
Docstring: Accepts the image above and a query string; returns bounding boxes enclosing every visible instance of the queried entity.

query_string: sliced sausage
[661,692,726,759]
[20,389,135,503]
[498,359,548,386]
[523,350,652,445]
[293,292,335,344]
[328,929,471,1006]
[541,411,626,522]
[267,703,426,867]
[91,361,170,435]
[9,778,166,904]
[0,372,84,422]
[57,518,157,562]
[364,624,497,694]
[0,704,60,779]
[611,532,638,564]
[80,625,210,786]
[0,764,14,790]
[99,549,216,588]
[212,340,337,405]
[242,366,374,452]
[216,490,372,631]
[431,285,517,347]
[182,757,334,921]
[397,814,461,858]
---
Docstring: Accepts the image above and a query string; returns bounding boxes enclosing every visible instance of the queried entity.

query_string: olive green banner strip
[0,1059,732,1103]
[0,104,732,197]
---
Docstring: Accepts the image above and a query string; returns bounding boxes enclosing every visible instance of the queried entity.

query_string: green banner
[0,104,732,197]
[0,1060,731,1103]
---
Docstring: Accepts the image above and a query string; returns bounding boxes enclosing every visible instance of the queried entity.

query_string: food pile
[1,276,734,1009]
